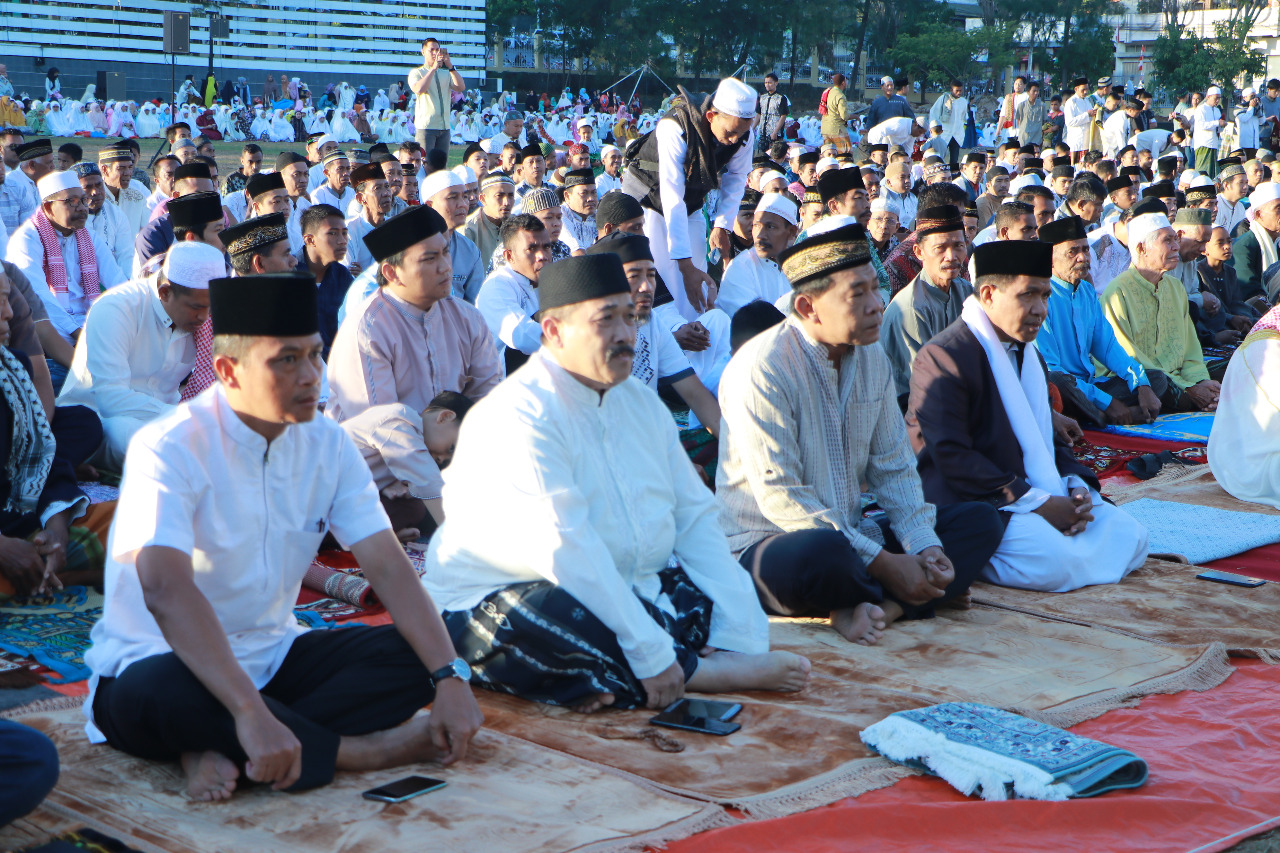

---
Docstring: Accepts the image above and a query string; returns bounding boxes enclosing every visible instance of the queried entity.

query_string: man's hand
[1186,379,1221,412]
[708,226,733,261]
[1052,410,1083,445]
[1215,328,1243,345]
[234,704,303,790]
[1033,493,1094,535]
[1104,397,1134,425]
[1136,385,1162,422]
[640,661,685,710]
[0,535,47,596]
[1229,314,1254,334]
[677,258,717,313]
[31,516,68,593]
[1201,292,1221,317]
[347,262,363,277]
[426,678,483,766]
[918,546,956,592]
[868,550,948,607]
[381,480,412,501]
[672,322,711,352]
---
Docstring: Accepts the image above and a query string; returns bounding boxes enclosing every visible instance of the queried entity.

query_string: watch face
[451,659,472,681]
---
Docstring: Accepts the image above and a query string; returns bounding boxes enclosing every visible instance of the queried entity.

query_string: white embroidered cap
[1009,173,1043,194]
[451,165,477,185]
[804,214,858,237]
[758,170,788,188]
[869,196,889,213]
[315,134,335,148]
[1179,169,1201,187]
[576,117,594,129]
[162,241,226,289]
[1188,174,1214,189]
[712,77,757,120]
[817,156,840,171]
[1247,182,1280,221]
[1127,212,1172,247]
[600,144,621,157]
[1206,86,1222,97]
[479,138,492,154]
[420,167,464,201]
[37,170,81,202]
[756,191,798,226]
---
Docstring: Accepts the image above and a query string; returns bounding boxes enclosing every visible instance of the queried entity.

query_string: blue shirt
[297,252,354,356]
[1039,275,1149,409]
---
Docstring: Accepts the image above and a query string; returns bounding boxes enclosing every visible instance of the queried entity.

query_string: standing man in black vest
[622,78,756,320]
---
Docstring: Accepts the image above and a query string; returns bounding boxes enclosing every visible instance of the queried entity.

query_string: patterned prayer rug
[1101,412,1214,444]
[1071,439,1206,477]
[0,587,102,683]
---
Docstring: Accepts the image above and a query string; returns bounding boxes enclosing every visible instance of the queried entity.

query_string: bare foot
[180,751,239,802]
[946,591,973,610]
[831,603,886,645]
[686,650,811,694]
[571,693,616,714]
[335,715,441,773]
[394,527,421,543]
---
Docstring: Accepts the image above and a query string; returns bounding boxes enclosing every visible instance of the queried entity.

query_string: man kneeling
[84,273,482,800]
[422,254,810,713]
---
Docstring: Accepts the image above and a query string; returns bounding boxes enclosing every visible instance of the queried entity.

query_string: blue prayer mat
[0,586,102,683]
[1101,411,1214,444]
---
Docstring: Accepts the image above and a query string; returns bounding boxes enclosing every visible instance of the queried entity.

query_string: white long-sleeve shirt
[105,180,151,239]
[475,264,540,357]
[1101,111,1131,158]
[928,94,968,146]
[1063,95,1094,152]
[1190,103,1222,150]
[343,211,378,276]
[651,117,753,262]
[1236,104,1261,149]
[422,349,769,679]
[5,219,126,342]
[716,247,790,320]
[57,275,195,422]
[310,183,355,211]
[85,201,135,274]
[866,117,917,148]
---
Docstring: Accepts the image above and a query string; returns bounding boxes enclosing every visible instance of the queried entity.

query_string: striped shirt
[715,316,941,562]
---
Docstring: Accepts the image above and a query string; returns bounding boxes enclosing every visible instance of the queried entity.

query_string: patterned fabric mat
[1101,412,1214,444]
[1118,498,1280,564]
[1071,439,1206,477]
[294,545,429,623]
[74,482,120,505]
[0,587,103,683]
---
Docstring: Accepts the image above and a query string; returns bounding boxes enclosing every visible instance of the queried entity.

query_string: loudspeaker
[96,69,107,97]
[210,15,230,40]
[163,11,190,54]
[107,71,127,101]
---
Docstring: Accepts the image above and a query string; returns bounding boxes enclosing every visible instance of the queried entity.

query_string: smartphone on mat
[1196,569,1267,588]
[650,698,743,736]
[362,775,448,803]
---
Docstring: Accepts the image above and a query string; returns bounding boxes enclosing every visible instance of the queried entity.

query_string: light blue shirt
[1039,274,1149,410]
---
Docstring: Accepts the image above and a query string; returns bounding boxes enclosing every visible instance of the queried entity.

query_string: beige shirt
[341,403,443,500]
[408,64,451,131]
[326,288,502,424]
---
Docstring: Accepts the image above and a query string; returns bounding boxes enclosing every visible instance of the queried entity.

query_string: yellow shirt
[1100,266,1210,390]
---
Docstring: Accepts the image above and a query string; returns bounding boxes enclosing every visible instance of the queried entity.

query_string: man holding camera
[409,37,466,156]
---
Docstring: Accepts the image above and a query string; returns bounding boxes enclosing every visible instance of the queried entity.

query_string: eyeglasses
[51,196,88,209]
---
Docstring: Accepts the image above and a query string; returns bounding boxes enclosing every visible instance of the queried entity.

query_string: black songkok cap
[778,223,872,287]
[349,162,385,187]
[306,131,327,141]
[173,162,212,183]
[797,151,821,166]
[168,191,225,228]
[962,151,987,165]
[562,168,595,188]
[1038,215,1088,245]
[1120,166,1144,179]
[1071,77,1089,88]
[1157,155,1179,172]
[752,154,775,170]
[1217,156,1242,170]
[363,204,447,262]
[1117,145,1136,157]
[1129,197,1169,218]
[275,151,308,171]
[1106,175,1134,194]
[973,240,1052,279]
[536,253,631,313]
[585,230,654,264]
[245,171,286,198]
[914,204,965,238]
[866,144,888,154]
[462,142,484,162]
[1018,144,1037,155]
[98,143,133,164]
[1003,140,1021,151]
[596,191,644,228]
[1142,180,1175,199]
[16,139,52,161]
[219,213,289,257]
[738,189,764,213]
[986,165,1010,179]
[1052,156,1072,168]
[517,142,544,163]
[802,188,823,205]
[210,273,318,337]
[817,166,864,203]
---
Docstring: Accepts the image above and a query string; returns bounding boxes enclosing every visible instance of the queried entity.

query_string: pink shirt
[326,288,503,424]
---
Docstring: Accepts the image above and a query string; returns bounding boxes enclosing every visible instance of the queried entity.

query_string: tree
[1151,0,1266,98]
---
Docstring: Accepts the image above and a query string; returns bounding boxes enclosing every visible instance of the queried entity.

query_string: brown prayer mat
[1102,463,1280,516]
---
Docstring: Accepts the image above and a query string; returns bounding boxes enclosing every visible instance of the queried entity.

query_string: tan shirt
[341,403,443,500]
[408,64,451,131]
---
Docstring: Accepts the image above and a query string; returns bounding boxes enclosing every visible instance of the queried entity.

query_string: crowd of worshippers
[6,71,1280,814]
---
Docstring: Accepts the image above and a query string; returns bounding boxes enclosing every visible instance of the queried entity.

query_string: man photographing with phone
[409,37,466,156]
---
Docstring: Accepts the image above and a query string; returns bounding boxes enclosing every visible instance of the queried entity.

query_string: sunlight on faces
[734,207,754,239]
[989,175,1010,197]
[317,140,339,159]
[861,171,880,199]
[428,184,468,229]
[1030,196,1055,228]
[1137,227,1180,272]
[400,173,419,202]
[796,163,816,187]
[752,210,795,260]
[158,280,211,334]
[154,160,178,196]
[800,201,825,231]
[253,188,291,217]
[358,177,393,217]
[44,188,89,231]
[1050,238,1091,285]
[914,229,967,286]
[1074,198,1100,223]
[306,215,348,264]
[602,149,622,175]
[520,155,546,186]
[1176,224,1211,262]
[481,183,515,220]
[383,232,452,309]
[884,169,912,195]
[540,293,636,390]
[566,182,598,217]
[1002,213,1039,242]
[1255,199,1280,233]
[215,334,326,427]
[102,159,134,188]
[464,151,487,182]
[1111,185,1136,209]
[421,409,460,468]
[1204,226,1232,263]
[867,209,899,244]
[241,149,263,175]
[621,259,657,324]
[504,227,552,282]
[499,148,518,173]
[978,274,1050,343]
[794,263,883,348]
[78,173,106,214]
[761,175,789,194]
[533,204,563,242]
[254,239,297,274]
[173,176,214,199]
[325,158,351,191]
[828,187,868,219]
[379,159,405,194]
[567,150,591,170]
[280,162,309,198]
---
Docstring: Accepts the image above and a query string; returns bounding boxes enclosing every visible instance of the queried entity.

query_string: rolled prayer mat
[302,560,379,609]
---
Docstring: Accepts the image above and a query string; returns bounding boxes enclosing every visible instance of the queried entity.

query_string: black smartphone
[362,775,448,803]
[1196,569,1267,588]
[650,698,743,736]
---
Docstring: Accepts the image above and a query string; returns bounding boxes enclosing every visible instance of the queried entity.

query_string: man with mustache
[908,241,1148,592]
[715,193,798,319]
[421,253,810,714]
[475,213,553,372]
[880,204,972,404]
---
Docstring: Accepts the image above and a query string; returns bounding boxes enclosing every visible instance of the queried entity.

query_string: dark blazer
[906,319,1097,509]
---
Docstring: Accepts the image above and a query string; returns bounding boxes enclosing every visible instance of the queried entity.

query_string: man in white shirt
[75,163,134,274]
[621,78,755,320]
[58,242,223,470]
[1191,86,1226,178]
[145,156,180,214]
[423,252,808,713]
[717,193,797,319]
[927,81,969,170]
[475,213,552,367]
[1102,99,1142,159]
[595,145,624,196]
[310,150,355,211]
[1214,160,1248,236]
[97,144,150,239]
[865,117,923,151]
[1063,77,1097,161]
[306,136,340,194]
[421,168,484,304]
[342,163,392,279]
[559,168,598,254]
[83,271,483,800]
[487,112,528,155]
[0,139,46,236]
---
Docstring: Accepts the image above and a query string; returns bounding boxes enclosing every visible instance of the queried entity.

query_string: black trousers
[92,625,434,790]
[0,720,58,827]
[1094,370,1204,414]
[1050,369,1178,426]
[738,502,1004,620]
[51,404,103,469]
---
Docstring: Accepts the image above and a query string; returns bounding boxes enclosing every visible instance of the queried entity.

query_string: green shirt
[408,64,451,131]
[1100,266,1210,390]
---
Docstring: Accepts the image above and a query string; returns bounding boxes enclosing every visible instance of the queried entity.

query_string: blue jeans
[0,720,59,827]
